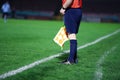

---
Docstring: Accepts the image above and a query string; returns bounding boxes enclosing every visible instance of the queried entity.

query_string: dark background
[0,0,120,14]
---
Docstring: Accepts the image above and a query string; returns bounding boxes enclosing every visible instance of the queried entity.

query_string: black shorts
[64,8,82,34]
[2,12,9,18]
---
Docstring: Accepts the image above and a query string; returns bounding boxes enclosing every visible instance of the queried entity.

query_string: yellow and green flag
[53,26,69,49]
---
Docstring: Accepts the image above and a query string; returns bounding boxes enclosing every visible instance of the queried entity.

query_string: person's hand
[60,8,66,15]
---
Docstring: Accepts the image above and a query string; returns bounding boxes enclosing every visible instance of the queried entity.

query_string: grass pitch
[0,19,120,80]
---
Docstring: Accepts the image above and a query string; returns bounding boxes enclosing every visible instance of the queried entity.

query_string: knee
[68,33,76,40]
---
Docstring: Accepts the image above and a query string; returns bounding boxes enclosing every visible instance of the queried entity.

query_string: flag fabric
[53,26,69,48]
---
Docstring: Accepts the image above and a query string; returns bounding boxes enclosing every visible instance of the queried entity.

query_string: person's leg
[3,13,7,23]
[62,33,77,64]
[4,14,7,23]
[62,9,81,64]
[67,33,77,63]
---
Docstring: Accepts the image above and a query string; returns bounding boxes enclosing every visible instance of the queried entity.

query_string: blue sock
[68,40,77,63]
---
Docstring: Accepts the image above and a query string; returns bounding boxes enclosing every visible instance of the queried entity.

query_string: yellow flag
[53,26,69,48]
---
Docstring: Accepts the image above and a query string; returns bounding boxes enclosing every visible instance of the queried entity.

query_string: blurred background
[0,0,120,22]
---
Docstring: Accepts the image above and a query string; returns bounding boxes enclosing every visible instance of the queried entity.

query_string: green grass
[102,33,120,80]
[0,19,120,80]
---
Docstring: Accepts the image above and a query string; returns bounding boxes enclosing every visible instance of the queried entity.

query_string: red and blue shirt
[62,0,82,8]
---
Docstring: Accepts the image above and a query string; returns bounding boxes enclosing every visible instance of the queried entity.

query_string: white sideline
[93,46,116,80]
[0,29,120,79]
